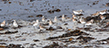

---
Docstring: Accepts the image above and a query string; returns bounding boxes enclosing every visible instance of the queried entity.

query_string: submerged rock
[48,10,54,13]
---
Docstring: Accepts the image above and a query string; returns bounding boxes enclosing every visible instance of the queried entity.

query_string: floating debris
[28,15,34,18]
[106,3,109,7]
[48,9,61,13]
[36,14,43,17]
[69,38,74,41]
[30,0,35,2]
[33,39,40,42]
[9,2,11,4]
[55,9,61,12]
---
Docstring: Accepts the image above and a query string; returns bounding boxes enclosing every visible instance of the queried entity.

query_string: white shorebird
[79,17,86,27]
[49,19,53,26]
[72,14,78,19]
[73,10,84,15]
[91,12,100,16]
[39,25,44,30]
[85,19,94,27]
[107,10,109,14]
[100,15,106,20]
[33,20,39,26]
[38,25,46,32]
[80,17,86,24]
[13,20,18,28]
[72,18,77,23]
[0,20,6,27]
[100,15,106,23]
[42,16,45,22]
[53,16,57,22]
[72,18,78,29]
[99,9,107,15]
[39,25,46,31]
[62,14,65,21]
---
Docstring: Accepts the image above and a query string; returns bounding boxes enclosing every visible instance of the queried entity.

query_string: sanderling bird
[100,15,106,23]
[39,25,44,29]
[99,9,107,15]
[73,10,84,15]
[39,25,46,31]
[100,15,106,20]
[91,12,100,16]
[13,20,18,28]
[42,16,45,22]
[72,18,77,23]
[38,25,46,32]
[79,17,86,24]
[62,14,65,21]
[49,19,53,26]
[107,10,109,14]
[72,18,78,29]
[72,14,78,19]
[106,22,109,25]
[33,20,39,26]
[79,17,86,27]
[0,20,6,27]
[53,16,57,22]
[103,22,109,28]
[85,19,94,27]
